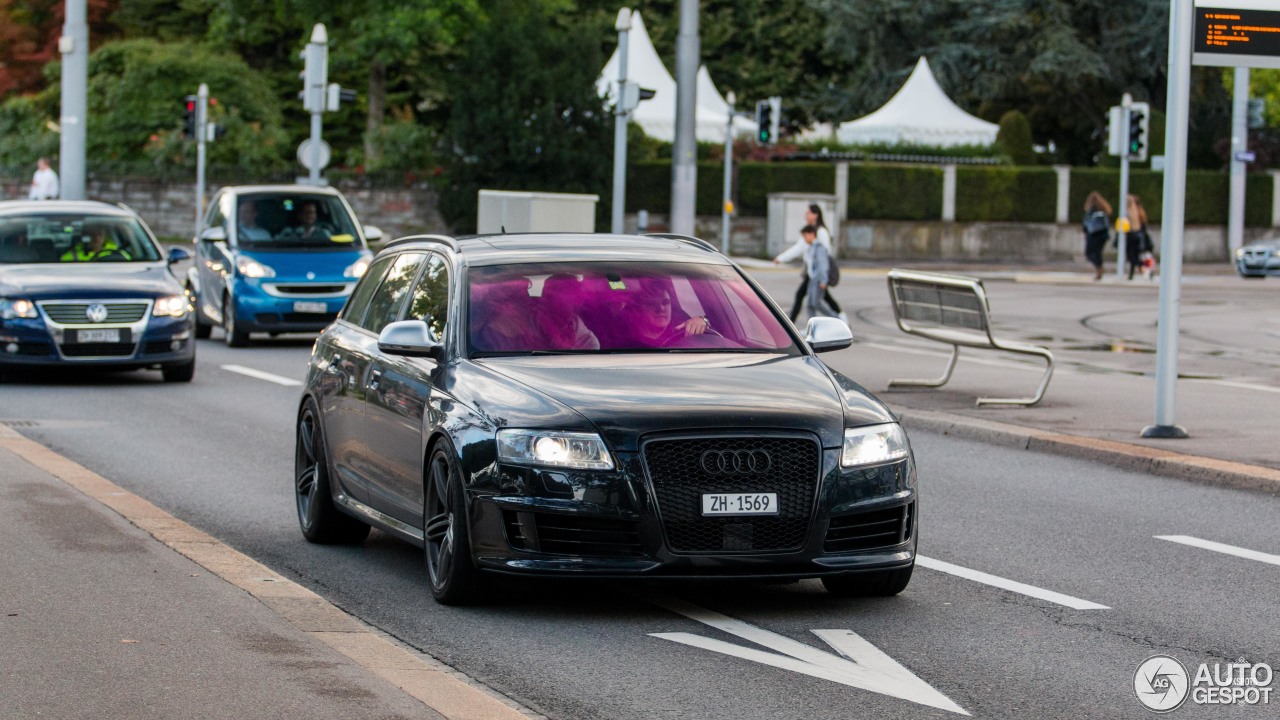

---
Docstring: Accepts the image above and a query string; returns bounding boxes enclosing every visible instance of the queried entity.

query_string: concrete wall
[0,177,449,242]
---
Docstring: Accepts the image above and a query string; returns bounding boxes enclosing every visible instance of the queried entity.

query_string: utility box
[477,190,599,234]
[767,193,838,259]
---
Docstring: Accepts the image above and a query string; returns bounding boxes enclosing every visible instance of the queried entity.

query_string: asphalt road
[3,266,1278,719]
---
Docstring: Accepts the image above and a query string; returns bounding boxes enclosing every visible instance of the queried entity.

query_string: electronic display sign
[1194,1,1280,69]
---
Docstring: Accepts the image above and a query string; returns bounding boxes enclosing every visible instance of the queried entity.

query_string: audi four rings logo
[700,449,771,474]
[85,303,109,323]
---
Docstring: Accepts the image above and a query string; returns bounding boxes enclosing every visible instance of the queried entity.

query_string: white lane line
[916,555,1110,610]
[1187,378,1280,395]
[1155,535,1280,567]
[221,364,303,386]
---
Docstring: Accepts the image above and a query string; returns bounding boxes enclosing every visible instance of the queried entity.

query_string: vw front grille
[39,301,149,325]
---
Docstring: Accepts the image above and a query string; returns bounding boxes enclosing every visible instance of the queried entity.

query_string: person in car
[237,200,271,242]
[61,225,128,262]
[623,280,709,347]
[533,274,599,350]
[285,201,335,241]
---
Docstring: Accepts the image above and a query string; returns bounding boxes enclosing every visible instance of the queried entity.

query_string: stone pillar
[1054,165,1071,224]
[1271,170,1280,228]
[941,164,957,222]
[834,162,849,224]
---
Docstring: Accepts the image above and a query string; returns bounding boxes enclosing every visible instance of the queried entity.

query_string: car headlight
[841,423,910,467]
[152,295,190,317]
[0,298,38,320]
[497,429,615,470]
[343,257,371,278]
[235,256,275,278]
[1235,248,1245,258]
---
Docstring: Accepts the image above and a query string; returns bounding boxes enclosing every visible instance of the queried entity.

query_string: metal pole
[1228,67,1249,258]
[58,0,89,200]
[720,91,735,254]
[1116,93,1132,280]
[611,9,632,234]
[670,0,699,236]
[308,25,328,187]
[1142,0,1192,439]
[195,84,208,236]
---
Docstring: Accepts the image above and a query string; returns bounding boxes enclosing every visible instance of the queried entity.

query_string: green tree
[996,110,1034,165]
[439,0,612,231]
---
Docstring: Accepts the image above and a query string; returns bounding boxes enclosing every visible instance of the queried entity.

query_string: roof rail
[644,233,719,254]
[382,234,460,252]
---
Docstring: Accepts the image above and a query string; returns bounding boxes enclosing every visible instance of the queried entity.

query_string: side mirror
[166,246,192,265]
[804,317,853,353]
[363,225,384,243]
[378,320,443,359]
[199,226,227,243]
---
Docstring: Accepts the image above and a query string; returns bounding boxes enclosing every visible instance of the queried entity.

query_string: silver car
[1236,239,1280,278]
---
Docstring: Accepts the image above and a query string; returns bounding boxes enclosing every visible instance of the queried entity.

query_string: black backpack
[1083,210,1109,235]
[827,260,840,287]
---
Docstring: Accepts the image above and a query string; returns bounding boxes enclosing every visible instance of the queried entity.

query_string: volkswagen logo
[700,449,771,475]
[85,303,109,323]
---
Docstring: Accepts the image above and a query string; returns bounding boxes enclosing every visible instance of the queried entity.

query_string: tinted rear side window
[361,252,426,334]
[405,255,450,340]
[342,255,394,325]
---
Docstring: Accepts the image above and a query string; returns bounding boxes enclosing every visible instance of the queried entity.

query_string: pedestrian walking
[799,224,840,321]
[28,157,59,200]
[1081,191,1111,281]
[1121,194,1153,281]
[772,203,846,323]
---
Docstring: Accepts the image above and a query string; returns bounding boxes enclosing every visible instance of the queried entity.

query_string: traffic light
[182,95,197,139]
[1127,102,1149,162]
[756,100,773,144]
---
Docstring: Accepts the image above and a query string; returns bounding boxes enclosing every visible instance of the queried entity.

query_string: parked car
[187,185,381,346]
[294,232,917,605]
[0,200,195,382]
[1235,239,1280,278]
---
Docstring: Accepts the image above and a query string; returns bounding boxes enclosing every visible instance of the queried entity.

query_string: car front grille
[271,284,347,295]
[823,503,913,553]
[643,435,820,553]
[503,510,643,558]
[39,301,149,325]
[60,342,135,358]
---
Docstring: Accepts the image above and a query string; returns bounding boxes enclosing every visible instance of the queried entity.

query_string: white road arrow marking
[649,597,969,716]
[1156,535,1280,567]
[221,364,303,386]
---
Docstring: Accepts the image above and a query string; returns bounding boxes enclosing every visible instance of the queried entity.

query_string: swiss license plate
[701,492,779,516]
[75,328,121,343]
[293,301,327,314]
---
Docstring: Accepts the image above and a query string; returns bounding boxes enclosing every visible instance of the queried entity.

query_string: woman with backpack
[1082,191,1112,281]
[772,203,846,323]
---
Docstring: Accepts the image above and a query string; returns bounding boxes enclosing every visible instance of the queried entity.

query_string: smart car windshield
[468,261,798,355]
[235,193,362,250]
[0,214,162,264]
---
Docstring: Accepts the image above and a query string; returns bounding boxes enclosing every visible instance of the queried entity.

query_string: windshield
[235,193,362,250]
[0,214,162,264]
[468,261,798,356]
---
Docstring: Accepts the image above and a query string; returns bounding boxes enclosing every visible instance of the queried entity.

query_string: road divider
[916,555,1110,610]
[221,364,303,386]
[1155,535,1280,568]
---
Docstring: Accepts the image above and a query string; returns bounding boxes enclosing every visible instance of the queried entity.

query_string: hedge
[955,166,1058,222]
[847,164,942,221]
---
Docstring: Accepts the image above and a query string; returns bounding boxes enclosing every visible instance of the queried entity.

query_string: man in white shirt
[29,158,59,200]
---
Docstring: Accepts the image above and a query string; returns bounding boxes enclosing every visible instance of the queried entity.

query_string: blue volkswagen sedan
[0,200,195,382]
[187,185,380,346]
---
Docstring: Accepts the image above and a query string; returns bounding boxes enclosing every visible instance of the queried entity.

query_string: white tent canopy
[837,57,998,148]
[597,12,756,143]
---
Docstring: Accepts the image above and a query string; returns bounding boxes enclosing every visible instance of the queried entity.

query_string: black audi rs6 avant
[295,232,917,604]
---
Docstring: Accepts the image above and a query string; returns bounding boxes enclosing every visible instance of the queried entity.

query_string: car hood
[235,248,366,280]
[1242,239,1280,251]
[473,353,895,451]
[0,263,181,300]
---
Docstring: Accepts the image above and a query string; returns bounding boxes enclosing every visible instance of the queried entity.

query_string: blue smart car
[187,185,382,346]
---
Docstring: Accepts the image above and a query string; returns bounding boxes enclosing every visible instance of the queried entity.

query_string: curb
[894,407,1280,495]
[0,424,542,720]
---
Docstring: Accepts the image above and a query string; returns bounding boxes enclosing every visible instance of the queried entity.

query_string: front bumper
[1236,252,1280,276]
[0,304,194,369]
[231,278,354,333]
[467,449,917,579]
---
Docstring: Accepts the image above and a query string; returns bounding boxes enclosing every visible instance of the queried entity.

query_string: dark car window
[361,252,426,335]
[341,254,395,325]
[405,255,450,340]
[0,214,162,264]
[468,261,798,355]
[234,192,362,250]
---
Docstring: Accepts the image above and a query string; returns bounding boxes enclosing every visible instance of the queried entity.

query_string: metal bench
[886,269,1053,406]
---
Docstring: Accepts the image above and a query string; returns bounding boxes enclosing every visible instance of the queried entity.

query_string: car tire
[190,286,212,339]
[424,440,484,605]
[295,398,370,545]
[222,295,250,347]
[161,358,196,383]
[821,564,914,598]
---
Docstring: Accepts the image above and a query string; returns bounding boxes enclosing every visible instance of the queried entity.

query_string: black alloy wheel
[222,295,249,347]
[424,441,483,605]
[295,398,370,544]
[821,564,914,598]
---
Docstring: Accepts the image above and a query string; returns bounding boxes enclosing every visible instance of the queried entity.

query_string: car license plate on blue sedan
[293,301,327,313]
[74,328,122,343]
[701,493,778,516]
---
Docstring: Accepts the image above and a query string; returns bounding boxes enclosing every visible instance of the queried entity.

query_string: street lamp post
[721,91,735,254]
[611,9,633,235]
